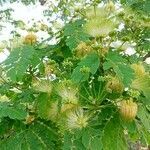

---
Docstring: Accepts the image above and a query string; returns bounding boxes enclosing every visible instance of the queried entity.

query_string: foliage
[0,120,61,149]
[71,52,100,83]
[3,45,42,81]
[103,51,134,86]
[0,0,150,150]
[64,19,90,50]
[0,102,27,120]
[0,0,36,5]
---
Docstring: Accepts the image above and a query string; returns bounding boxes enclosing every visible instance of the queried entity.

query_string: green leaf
[103,51,134,86]
[137,105,150,131]
[0,102,27,120]
[103,52,125,70]
[71,65,89,83]
[36,93,51,120]
[114,64,134,86]
[141,128,150,145]
[71,52,100,83]
[62,131,86,150]
[0,121,59,150]
[3,46,41,81]
[102,114,128,150]
[131,1,150,14]
[98,107,116,125]
[19,89,35,103]
[82,128,102,150]
[64,19,90,50]
[12,20,26,29]
[120,0,139,5]
[0,118,13,136]
[62,132,73,150]
[143,1,150,13]
[131,74,150,100]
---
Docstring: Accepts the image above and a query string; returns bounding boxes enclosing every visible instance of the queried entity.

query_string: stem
[91,79,96,98]
[118,41,126,50]
[98,85,105,100]
[82,84,92,97]
[98,81,102,99]
[0,75,22,90]
[89,103,114,112]
[79,93,88,101]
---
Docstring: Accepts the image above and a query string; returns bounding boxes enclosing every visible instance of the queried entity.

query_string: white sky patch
[2,1,49,24]
[110,40,122,48]
[0,1,149,64]
[111,41,137,56]
[145,57,150,64]
[0,1,56,62]
[0,1,51,42]
[118,23,124,31]
[36,30,49,40]
[0,49,10,63]
[0,23,15,41]
[125,47,136,56]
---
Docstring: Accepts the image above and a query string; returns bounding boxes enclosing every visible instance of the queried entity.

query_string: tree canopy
[0,0,150,149]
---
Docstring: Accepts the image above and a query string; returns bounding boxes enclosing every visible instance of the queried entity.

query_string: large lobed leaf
[0,121,60,150]
[62,128,102,150]
[101,114,128,150]
[64,19,90,50]
[82,128,102,150]
[2,46,41,81]
[103,51,134,87]
[71,52,100,83]
[62,113,128,150]
[0,102,27,120]
[137,105,150,131]
[36,93,52,120]
[131,74,150,101]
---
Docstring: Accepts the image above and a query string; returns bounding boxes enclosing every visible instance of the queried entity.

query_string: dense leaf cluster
[0,0,150,150]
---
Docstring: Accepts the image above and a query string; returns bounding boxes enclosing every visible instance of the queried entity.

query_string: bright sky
[0,1,56,63]
[0,1,55,40]
[0,1,150,64]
